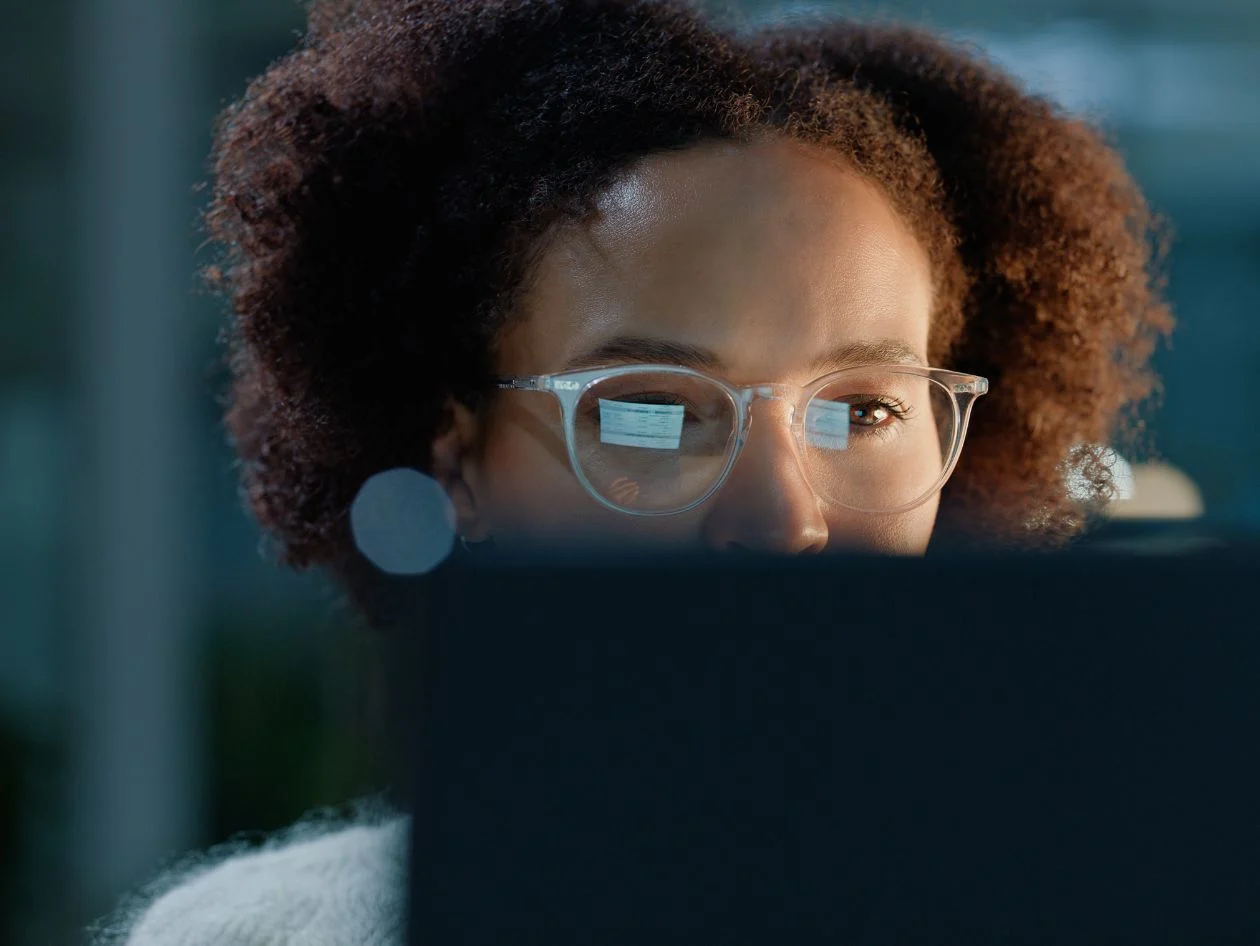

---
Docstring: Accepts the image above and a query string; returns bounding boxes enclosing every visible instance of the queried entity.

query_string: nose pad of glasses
[734,392,800,457]
[744,385,799,427]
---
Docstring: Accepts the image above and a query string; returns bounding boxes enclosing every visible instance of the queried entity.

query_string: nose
[699,399,829,554]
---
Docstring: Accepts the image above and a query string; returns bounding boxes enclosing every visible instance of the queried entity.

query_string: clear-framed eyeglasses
[496,363,988,517]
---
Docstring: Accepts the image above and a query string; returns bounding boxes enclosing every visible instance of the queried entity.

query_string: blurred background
[1,0,1256,941]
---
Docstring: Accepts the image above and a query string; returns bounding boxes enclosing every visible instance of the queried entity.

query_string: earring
[459,534,495,553]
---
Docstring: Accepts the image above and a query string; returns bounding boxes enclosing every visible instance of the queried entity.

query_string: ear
[429,400,493,542]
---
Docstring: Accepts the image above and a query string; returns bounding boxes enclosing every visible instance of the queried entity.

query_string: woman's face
[441,137,939,553]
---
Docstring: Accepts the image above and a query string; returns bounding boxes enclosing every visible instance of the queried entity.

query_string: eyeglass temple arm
[495,376,588,393]
[495,377,545,391]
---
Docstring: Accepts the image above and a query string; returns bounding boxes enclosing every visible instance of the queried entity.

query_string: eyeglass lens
[571,369,955,514]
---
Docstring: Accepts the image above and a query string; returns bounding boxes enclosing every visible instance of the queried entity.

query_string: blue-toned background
[2,0,1256,941]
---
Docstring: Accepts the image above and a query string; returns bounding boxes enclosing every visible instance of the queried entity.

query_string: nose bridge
[732,383,818,496]
[703,382,826,554]
[739,383,799,429]
[743,382,794,402]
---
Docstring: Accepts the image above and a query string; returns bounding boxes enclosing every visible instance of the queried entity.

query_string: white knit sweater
[92,810,409,946]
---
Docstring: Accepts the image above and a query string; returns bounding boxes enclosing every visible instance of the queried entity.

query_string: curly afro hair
[204,0,1172,595]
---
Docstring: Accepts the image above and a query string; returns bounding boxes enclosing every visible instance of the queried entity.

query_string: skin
[433,136,940,554]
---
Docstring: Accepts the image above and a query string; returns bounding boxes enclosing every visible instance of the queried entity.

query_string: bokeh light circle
[350,468,457,575]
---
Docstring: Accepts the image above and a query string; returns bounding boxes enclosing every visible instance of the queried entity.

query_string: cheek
[822,493,940,556]
[476,403,585,530]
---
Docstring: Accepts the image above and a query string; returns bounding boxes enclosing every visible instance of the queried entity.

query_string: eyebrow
[560,336,925,373]
[811,340,925,372]
[562,337,722,371]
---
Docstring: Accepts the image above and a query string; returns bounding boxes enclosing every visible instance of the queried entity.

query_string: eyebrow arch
[561,336,722,371]
[810,340,925,372]
[561,336,925,373]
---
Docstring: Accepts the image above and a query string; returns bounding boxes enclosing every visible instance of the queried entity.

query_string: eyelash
[852,395,911,415]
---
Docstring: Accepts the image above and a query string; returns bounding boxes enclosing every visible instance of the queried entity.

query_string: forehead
[502,137,933,381]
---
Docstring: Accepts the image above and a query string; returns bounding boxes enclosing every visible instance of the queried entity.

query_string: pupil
[852,403,887,425]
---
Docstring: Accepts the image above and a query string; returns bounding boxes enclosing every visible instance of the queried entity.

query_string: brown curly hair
[204,0,1172,593]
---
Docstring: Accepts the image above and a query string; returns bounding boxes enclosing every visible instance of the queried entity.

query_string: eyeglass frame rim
[494,362,989,518]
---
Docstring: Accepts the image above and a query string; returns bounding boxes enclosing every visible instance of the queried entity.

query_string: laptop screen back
[397,549,1260,945]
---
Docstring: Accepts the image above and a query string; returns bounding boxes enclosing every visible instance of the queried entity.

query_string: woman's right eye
[581,394,694,424]
[620,392,686,406]
[599,392,718,423]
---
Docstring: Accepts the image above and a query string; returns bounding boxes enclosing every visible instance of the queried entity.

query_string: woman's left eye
[848,398,905,427]
[850,403,889,426]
